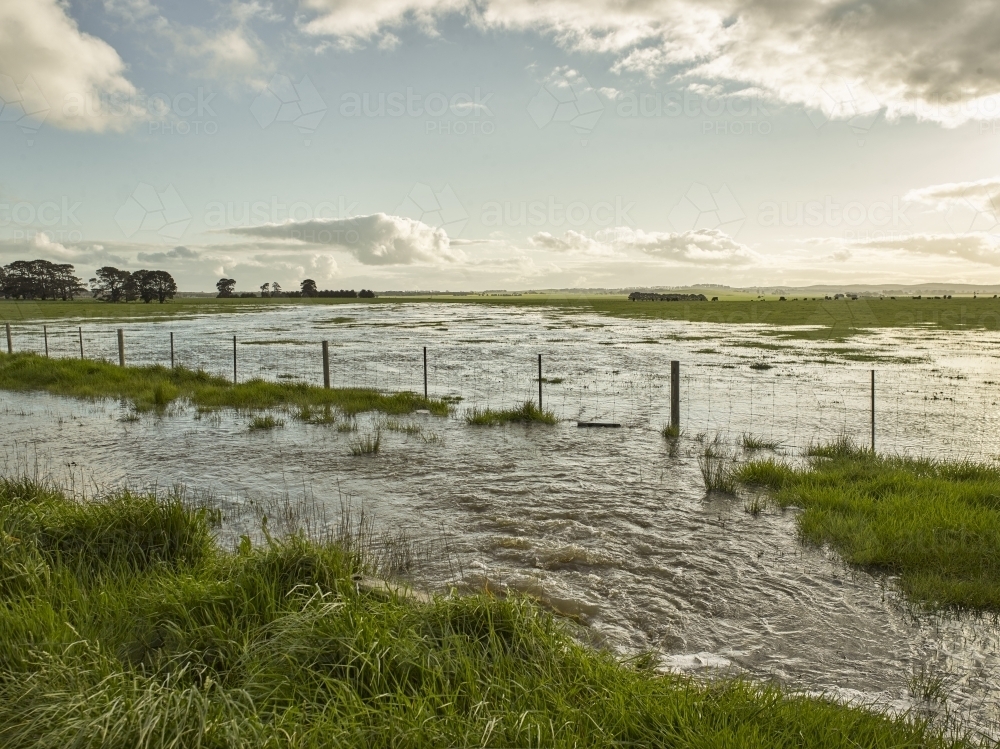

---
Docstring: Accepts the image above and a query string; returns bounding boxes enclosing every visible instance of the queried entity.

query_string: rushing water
[3,302,1000,740]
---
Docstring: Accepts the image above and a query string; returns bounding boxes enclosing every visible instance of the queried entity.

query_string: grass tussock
[698,438,738,494]
[741,433,782,452]
[349,429,382,456]
[465,400,557,426]
[0,475,973,748]
[0,352,448,416]
[248,414,283,431]
[735,437,1000,611]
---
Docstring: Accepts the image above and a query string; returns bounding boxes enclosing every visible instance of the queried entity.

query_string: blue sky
[1,0,1000,291]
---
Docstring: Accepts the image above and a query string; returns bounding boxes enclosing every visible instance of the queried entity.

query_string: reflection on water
[3,302,1000,739]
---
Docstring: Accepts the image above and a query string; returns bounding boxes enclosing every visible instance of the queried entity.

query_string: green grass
[0,352,449,416]
[465,399,557,425]
[742,433,782,452]
[0,475,974,748]
[348,429,382,456]
[248,414,283,430]
[735,439,1000,611]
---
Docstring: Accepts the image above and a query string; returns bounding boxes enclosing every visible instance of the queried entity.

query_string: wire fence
[4,317,996,460]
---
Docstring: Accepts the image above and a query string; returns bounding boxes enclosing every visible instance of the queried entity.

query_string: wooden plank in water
[577,421,622,428]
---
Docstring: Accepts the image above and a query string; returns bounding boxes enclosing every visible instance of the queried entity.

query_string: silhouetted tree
[131,270,177,303]
[300,278,317,297]
[1,259,86,300]
[259,282,270,298]
[91,267,133,303]
[216,278,236,298]
[271,282,282,297]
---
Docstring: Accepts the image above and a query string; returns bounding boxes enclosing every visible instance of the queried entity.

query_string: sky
[1,0,1000,292]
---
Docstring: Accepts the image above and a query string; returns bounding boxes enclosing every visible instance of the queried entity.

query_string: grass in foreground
[0,352,449,416]
[0,476,973,748]
[736,438,1000,611]
[465,399,557,426]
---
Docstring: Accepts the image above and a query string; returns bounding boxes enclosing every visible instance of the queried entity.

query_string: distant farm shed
[628,292,708,302]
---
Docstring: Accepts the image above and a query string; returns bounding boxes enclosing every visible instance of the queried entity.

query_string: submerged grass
[736,438,1000,611]
[0,352,448,416]
[0,475,975,748]
[248,414,283,431]
[348,429,382,456]
[465,399,557,426]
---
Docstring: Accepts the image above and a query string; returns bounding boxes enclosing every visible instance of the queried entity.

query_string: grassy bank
[5,295,1000,337]
[0,476,973,748]
[0,352,448,416]
[736,439,1000,611]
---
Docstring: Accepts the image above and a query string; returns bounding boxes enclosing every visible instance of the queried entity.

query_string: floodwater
[3,302,999,740]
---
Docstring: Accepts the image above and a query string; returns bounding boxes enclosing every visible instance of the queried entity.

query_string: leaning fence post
[43,325,49,357]
[170,332,175,368]
[78,327,84,359]
[117,328,125,367]
[5,323,11,354]
[670,360,680,433]
[233,336,237,384]
[423,346,428,399]
[870,369,875,452]
[538,354,543,410]
[322,340,330,389]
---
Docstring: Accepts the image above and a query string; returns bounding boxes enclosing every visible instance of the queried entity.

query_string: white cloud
[0,0,138,132]
[529,230,618,257]
[848,233,1000,267]
[530,226,757,266]
[226,213,466,265]
[296,0,1000,126]
[136,246,201,263]
[905,177,1000,213]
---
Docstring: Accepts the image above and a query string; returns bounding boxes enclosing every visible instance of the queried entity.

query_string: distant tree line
[90,267,177,303]
[217,278,376,299]
[0,259,87,300]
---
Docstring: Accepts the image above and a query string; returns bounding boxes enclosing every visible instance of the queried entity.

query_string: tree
[1,259,86,300]
[130,270,177,303]
[260,282,270,298]
[300,278,317,297]
[271,282,282,297]
[359,289,376,298]
[91,267,133,303]
[216,278,236,298]
[150,270,177,303]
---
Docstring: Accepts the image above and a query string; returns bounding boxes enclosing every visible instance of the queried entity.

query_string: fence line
[1,320,996,459]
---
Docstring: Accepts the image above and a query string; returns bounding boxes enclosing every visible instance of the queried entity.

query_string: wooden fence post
[538,354,543,410]
[170,332,175,368]
[5,323,11,354]
[117,329,125,366]
[43,325,48,357]
[322,340,330,389]
[670,361,680,433]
